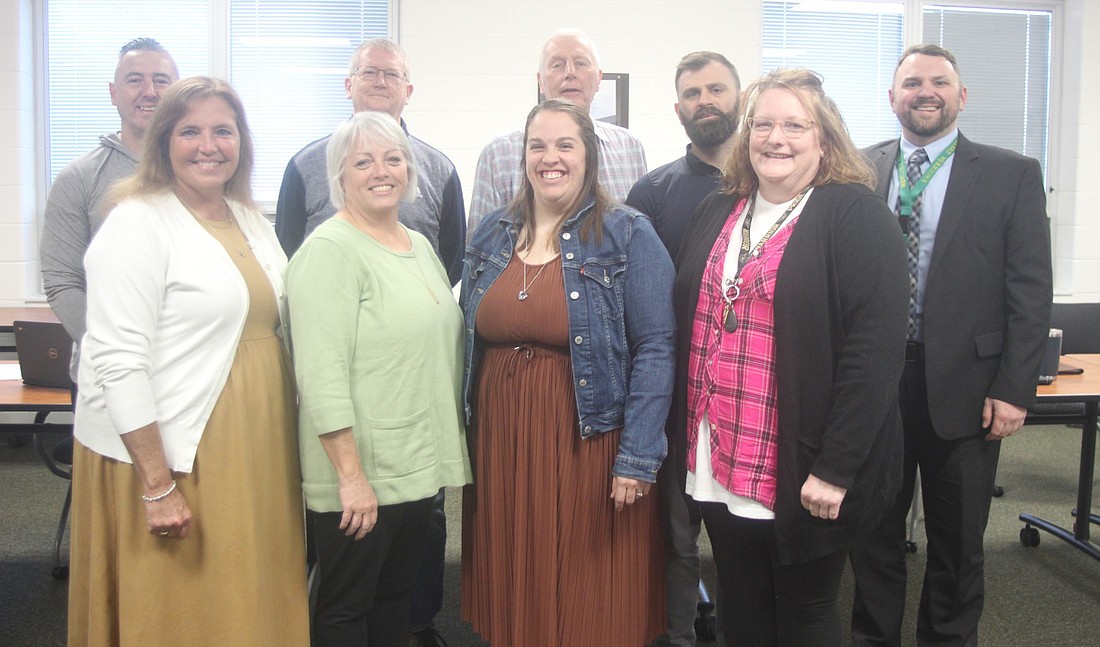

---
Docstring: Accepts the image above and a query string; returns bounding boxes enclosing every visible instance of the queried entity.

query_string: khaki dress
[461,255,665,647]
[68,218,309,646]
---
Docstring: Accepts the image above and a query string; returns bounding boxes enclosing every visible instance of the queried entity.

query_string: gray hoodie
[40,132,138,378]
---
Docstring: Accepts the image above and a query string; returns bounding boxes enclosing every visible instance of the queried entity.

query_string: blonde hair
[327,111,419,210]
[723,68,873,196]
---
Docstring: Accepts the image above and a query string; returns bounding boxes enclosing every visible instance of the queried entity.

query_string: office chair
[33,426,72,580]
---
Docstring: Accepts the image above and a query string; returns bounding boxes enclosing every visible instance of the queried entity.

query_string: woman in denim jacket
[459,99,675,646]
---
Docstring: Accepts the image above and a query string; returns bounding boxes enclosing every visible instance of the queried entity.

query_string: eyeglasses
[747,117,815,139]
[353,67,407,83]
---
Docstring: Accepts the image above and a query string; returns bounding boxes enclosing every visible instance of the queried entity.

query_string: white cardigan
[75,191,289,472]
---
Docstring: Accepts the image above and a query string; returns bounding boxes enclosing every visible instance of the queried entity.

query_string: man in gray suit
[849,44,1052,647]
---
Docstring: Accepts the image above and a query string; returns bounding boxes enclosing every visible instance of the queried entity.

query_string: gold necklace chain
[182,198,251,258]
[409,251,440,304]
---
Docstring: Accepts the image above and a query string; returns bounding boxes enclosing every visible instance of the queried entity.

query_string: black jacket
[671,183,908,563]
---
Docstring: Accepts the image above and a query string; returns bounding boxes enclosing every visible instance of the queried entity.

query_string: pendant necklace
[184,199,250,258]
[720,187,809,333]
[517,251,549,301]
[408,252,440,304]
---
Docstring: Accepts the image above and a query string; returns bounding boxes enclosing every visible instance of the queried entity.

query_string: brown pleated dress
[67,218,310,646]
[461,254,665,647]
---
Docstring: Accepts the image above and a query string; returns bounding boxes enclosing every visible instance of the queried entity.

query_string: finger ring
[158,530,169,536]
[636,492,644,498]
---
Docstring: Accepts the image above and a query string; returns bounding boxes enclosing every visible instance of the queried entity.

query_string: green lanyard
[896,136,958,217]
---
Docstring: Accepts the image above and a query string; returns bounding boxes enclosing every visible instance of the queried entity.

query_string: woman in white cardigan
[68,77,309,646]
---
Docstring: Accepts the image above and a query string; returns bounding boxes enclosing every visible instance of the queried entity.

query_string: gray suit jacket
[864,133,1052,440]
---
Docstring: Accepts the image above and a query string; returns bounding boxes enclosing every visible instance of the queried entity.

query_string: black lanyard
[720,187,810,333]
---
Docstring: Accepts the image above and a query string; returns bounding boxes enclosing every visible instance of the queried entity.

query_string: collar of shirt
[900,128,959,164]
[685,144,722,177]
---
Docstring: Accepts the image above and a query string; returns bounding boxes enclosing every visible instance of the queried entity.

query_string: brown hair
[895,43,960,81]
[674,51,740,95]
[723,68,874,196]
[111,76,256,209]
[510,99,610,250]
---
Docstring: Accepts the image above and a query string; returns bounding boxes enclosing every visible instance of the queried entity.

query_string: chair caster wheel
[905,540,918,553]
[992,485,1005,498]
[51,565,69,580]
[695,602,717,642]
[1020,526,1040,548]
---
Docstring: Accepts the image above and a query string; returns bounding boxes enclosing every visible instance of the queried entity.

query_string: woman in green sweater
[286,111,472,646]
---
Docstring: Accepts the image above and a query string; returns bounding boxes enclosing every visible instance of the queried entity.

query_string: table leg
[1072,401,1097,541]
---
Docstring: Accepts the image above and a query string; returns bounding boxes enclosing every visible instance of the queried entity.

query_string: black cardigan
[670,183,909,564]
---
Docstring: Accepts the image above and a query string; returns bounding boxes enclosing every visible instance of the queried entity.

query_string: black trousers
[409,488,447,631]
[312,496,434,647]
[850,353,1001,647]
[700,502,848,647]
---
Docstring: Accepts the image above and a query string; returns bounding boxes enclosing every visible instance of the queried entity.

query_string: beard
[682,108,737,150]
[897,99,961,140]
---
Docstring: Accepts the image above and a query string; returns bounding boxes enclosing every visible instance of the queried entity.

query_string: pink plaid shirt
[686,198,799,510]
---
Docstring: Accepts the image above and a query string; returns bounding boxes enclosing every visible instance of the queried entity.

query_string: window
[44,0,391,205]
[762,1,904,147]
[923,5,1051,168]
[762,1,1053,175]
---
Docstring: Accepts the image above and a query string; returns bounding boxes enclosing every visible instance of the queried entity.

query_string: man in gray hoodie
[40,38,178,374]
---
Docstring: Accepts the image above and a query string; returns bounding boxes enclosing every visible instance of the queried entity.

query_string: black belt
[905,341,924,363]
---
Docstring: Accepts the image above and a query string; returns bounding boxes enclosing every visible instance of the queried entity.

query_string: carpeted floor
[1,422,1097,646]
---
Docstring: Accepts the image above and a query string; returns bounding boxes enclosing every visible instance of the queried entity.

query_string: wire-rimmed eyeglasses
[746,117,815,139]
[353,67,407,83]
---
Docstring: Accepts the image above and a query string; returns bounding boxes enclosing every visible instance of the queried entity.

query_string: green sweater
[286,219,471,511]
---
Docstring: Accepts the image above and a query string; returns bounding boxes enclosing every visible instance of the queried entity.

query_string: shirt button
[562,232,572,240]
[574,336,583,345]
[579,378,587,387]
[570,291,579,300]
[565,252,574,260]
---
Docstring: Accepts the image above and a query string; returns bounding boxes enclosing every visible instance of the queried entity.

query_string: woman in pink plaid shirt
[669,68,909,646]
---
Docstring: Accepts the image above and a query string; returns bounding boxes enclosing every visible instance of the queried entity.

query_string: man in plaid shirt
[466,27,647,238]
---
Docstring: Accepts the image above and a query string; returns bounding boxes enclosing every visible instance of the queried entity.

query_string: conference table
[0,307,70,436]
[0,360,73,436]
[0,356,73,579]
[1019,353,1100,562]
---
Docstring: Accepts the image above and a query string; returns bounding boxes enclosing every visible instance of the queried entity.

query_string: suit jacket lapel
[928,133,979,274]
[870,141,898,203]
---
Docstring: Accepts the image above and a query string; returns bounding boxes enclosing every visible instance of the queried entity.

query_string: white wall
[397,0,761,195]
[1,0,1096,304]
[1051,0,1100,300]
[0,0,38,306]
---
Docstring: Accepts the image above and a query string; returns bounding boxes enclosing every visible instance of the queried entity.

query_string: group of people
[42,26,1051,647]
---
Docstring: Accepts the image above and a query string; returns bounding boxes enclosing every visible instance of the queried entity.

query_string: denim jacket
[461,199,675,482]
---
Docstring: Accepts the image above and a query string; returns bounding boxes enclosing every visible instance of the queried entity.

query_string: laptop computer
[13,320,74,388]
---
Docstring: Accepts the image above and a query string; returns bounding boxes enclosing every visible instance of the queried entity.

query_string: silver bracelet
[142,479,177,502]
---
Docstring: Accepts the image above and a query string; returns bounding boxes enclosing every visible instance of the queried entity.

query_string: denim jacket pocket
[580,258,627,315]
[581,258,628,402]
